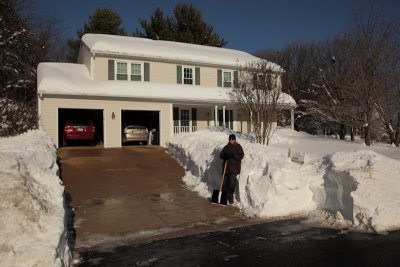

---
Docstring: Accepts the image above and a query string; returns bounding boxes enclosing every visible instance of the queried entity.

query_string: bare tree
[345,3,400,145]
[229,61,282,145]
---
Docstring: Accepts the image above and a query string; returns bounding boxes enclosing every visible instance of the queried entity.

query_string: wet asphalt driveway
[58,146,253,259]
[59,146,400,266]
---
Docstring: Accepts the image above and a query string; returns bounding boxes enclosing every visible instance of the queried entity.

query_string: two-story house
[37,34,295,148]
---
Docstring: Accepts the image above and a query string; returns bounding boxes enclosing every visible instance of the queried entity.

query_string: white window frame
[182,66,195,85]
[130,62,143,81]
[116,61,128,80]
[115,60,144,81]
[223,70,233,88]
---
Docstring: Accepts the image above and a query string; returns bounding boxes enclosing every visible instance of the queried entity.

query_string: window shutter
[173,108,179,127]
[177,65,182,84]
[217,69,222,87]
[144,62,150,82]
[108,60,115,80]
[233,71,238,87]
[191,108,197,126]
[195,67,200,85]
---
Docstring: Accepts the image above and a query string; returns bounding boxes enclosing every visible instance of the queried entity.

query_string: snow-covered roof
[81,34,283,71]
[37,63,295,106]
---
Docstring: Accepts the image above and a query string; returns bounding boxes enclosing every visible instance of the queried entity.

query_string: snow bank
[0,130,71,267]
[167,128,400,233]
[312,150,400,233]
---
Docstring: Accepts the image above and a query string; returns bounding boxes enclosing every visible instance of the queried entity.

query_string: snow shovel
[211,162,228,205]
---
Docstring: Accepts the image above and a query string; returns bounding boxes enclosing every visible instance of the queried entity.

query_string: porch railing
[173,126,198,134]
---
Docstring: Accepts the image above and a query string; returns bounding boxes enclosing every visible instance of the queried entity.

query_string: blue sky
[32,0,400,53]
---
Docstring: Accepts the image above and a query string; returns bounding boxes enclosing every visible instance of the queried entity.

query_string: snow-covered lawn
[1,128,399,266]
[167,128,400,233]
[0,131,71,267]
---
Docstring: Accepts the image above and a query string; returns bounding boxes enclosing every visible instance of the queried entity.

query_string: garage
[121,110,160,146]
[58,108,104,147]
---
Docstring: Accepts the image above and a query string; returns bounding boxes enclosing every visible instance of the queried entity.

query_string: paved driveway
[59,146,254,251]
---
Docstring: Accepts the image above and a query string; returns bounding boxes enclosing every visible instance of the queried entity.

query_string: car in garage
[122,125,149,145]
[63,120,95,145]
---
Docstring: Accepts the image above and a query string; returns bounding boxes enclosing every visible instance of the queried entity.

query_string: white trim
[182,65,196,85]
[214,105,218,126]
[222,106,226,127]
[222,69,234,88]
[103,109,108,147]
[115,60,144,81]
[169,104,173,139]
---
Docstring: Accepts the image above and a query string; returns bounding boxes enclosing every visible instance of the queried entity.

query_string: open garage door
[121,110,160,146]
[58,108,104,147]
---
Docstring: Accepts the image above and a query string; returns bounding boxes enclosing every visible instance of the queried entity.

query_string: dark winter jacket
[220,142,244,174]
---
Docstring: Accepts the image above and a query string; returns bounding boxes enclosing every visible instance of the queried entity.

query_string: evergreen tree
[135,3,227,47]
[67,8,127,62]
[0,0,50,136]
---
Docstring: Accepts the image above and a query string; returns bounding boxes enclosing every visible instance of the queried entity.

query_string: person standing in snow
[220,134,244,204]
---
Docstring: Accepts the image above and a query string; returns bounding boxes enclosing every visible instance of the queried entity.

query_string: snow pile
[167,128,400,233]
[313,150,400,233]
[0,130,71,267]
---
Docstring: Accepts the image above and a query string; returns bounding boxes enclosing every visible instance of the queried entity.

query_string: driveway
[59,146,255,252]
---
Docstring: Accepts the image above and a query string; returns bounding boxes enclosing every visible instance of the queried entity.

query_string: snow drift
[0,130,71,267]
[167,128,400,233]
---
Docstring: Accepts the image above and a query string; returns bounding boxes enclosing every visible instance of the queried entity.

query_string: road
[75,218,400,267]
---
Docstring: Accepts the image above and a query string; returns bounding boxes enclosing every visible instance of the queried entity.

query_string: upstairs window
[111,60,146,81]
[218,69,238,88]
[223,71,233,88]
[131,63,142,81]
[116,62,128,80]
[177,65,200,85]
[183,67,193,85]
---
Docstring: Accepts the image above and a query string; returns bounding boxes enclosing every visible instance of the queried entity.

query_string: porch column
[250,111,253,133]
[214,105,218,127]
[291,108,294,130]
[222,105,226,128]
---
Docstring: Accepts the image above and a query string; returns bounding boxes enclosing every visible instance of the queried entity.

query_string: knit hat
[229,134,236,140]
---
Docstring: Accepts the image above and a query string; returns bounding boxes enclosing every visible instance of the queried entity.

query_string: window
[223,71,233,87]
[218,109,233,129]
[131,63,142,81]
[116,62,128,80]
[180,109,190,132]
[183,67,193,85]
[114,61,144,81]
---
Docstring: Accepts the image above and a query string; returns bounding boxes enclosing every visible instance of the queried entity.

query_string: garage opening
[121,110,160,146]
[58,108,103,147]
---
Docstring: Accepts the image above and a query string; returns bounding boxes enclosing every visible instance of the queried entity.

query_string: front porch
[172,104,295,135]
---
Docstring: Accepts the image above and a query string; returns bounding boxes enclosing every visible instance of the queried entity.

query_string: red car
[63,120,95,145]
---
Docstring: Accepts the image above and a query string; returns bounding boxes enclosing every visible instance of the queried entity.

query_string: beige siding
[39,97,172,148]
[94,57,109,81]
[197,108,213,129]
[199,67,217,87]
[92,56,235,88]
[150,62,176,84]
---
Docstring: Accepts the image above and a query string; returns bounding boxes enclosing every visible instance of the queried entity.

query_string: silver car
[122,125,149,145]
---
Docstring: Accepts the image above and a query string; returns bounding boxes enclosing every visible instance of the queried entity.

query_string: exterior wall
[93,57,108,81]
[39,96,172,148]
[92,55,236,88]
[199,66,218,87]
[149,61,176,84]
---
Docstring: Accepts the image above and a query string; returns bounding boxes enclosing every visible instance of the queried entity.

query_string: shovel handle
[219,162,227,192]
